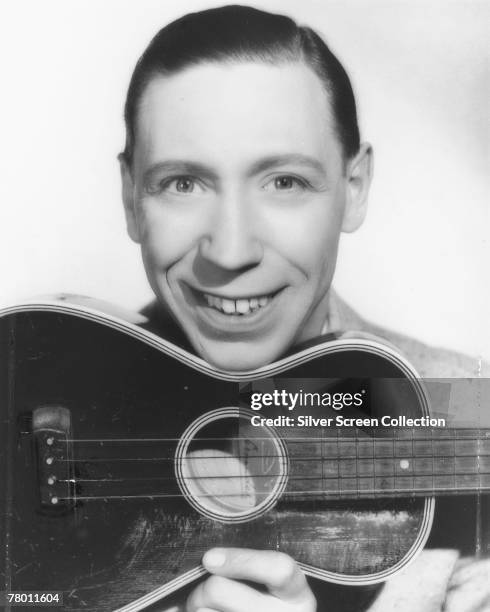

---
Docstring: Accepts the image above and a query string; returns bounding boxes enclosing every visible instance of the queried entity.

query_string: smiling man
[120,6,371,375]
[117,5,487,612]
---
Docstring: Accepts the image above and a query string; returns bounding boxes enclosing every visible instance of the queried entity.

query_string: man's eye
[265,175,307,192]
[275,176,296,190]
[156,176,202,195]
[171,177,195,193]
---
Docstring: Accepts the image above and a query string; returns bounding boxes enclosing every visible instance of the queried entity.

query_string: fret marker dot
[400,459,410,470]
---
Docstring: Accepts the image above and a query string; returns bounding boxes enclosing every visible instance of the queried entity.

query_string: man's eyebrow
[248,154,326,176]
[143,160,217,182]
[142,155,326,183]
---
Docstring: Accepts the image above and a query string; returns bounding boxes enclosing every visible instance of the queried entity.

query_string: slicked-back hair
[122,5,360,165]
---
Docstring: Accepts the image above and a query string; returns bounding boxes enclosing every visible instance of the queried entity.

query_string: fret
[411,430,415,492]
[337,428,341,495]
[477,433,481,504]
[392,430,397,485]
[372,434,376,491]
[453,433,457,485]
[321,424,326,494]
[431,428,435,495]
[355,430,360,495]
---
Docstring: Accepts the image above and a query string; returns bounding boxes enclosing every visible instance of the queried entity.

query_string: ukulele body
[0,300,448,611]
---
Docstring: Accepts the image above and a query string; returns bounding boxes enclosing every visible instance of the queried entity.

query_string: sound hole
[175,408,288,523]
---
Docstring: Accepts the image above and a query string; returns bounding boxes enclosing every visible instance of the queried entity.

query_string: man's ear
[342,142,373,233]
[118,153,141,243]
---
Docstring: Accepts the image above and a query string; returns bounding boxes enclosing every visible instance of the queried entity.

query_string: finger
[186,575,263,612]
[202,548,311,602]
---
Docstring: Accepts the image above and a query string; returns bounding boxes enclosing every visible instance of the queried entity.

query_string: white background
[1,0,488,361]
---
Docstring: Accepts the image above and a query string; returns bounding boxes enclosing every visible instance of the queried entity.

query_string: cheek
[137,201,199,271]
[266,199,344,281]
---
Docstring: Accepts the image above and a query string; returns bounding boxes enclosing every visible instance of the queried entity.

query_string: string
[57,483,490,502]
[54,452,489,463]
[63,433,489,444]
[58,469,490,484]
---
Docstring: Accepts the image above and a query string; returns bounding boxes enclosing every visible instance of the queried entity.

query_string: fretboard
[285,428,490,500]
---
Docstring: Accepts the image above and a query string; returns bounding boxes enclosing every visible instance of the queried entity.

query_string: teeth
[236,299,250,314]
[203,293,274,315]
[221,299,236,314]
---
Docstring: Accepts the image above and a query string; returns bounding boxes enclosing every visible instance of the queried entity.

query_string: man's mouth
[201,291,276,316]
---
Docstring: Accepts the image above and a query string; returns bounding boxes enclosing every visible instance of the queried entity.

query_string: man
[118,5,488,611]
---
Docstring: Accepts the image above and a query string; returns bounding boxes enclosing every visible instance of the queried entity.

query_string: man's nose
[198,192,263,271]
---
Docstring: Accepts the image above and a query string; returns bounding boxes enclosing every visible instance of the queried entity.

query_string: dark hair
[122,5,360,165]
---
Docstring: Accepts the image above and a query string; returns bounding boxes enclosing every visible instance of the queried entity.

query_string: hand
[185,548,317,612]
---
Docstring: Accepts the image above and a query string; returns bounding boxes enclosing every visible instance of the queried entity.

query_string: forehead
[134,61,341,170]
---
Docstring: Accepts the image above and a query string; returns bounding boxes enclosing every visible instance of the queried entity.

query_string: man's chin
[193,338,285,373]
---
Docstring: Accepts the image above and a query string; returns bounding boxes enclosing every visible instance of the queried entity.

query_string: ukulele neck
[285,428,490,501]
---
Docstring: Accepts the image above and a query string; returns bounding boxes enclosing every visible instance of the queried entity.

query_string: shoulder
[331,293,487,378]
[363,326,485,378]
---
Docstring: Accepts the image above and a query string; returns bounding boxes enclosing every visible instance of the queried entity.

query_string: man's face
[122,61,370,370]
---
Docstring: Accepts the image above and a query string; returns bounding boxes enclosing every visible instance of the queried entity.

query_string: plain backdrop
[0,0,488,362]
